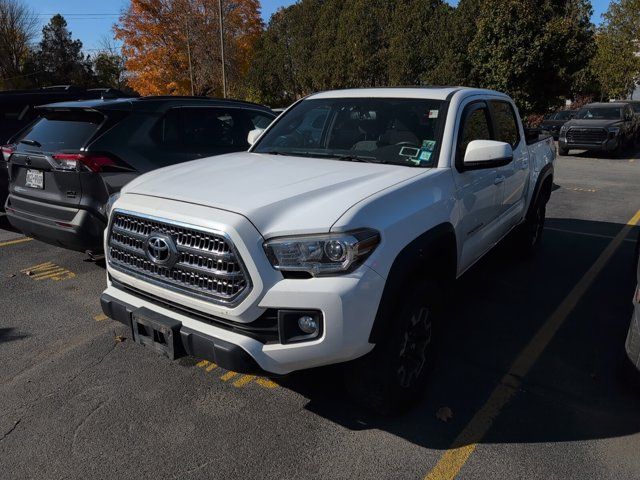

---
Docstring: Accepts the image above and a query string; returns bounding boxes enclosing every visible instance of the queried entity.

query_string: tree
[93,39,128,90]
[468,0,595,113]
[34,14,94,87]
[592,0,640,100]
[0,0,37,89]
[115,0,262,96]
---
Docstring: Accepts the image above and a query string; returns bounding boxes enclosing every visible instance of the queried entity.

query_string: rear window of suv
[16,110,104,152]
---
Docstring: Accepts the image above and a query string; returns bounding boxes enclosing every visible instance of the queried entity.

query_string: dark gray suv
[3,96,275,254]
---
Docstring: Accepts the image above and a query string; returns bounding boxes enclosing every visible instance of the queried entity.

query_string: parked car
[558,102,636,157]
[624,251,640,373]
[4,96,275,255]
[540,110,574,140]
[0,86,131,211]
[100,87,555,414]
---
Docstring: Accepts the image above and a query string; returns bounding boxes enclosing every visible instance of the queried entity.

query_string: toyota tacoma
[101,87,555,414]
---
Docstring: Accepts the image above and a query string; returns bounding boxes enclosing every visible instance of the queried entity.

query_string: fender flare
[368,222,457,343]
[526,163,554,219]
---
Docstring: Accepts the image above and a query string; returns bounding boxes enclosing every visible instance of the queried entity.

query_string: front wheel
[558,146,569,156]
[344,280,440,415]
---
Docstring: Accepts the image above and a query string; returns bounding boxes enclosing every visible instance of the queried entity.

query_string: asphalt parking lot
[1,148,640,480]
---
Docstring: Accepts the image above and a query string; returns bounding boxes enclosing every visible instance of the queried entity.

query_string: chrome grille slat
[107,211,251,305]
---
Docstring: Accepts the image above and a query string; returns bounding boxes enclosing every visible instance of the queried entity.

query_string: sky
[23,0,612,53]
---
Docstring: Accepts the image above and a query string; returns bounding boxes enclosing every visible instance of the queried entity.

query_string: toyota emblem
[146,233,177,267]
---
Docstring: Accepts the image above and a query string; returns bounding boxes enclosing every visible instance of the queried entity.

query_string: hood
[122,152,427,237]
[563,118,622,129]
[540,119,567,128]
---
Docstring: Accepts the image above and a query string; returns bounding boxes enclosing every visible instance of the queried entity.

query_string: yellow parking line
[233,375,255,387]
[196,360,210,368]
[51,272,76,281]
[94,314,108,322]
[205,362,218,372]
[34,269,68,280]
[0,237,32,248]
[21,261,54,273]
[220,371,238,381]
[424,208,640,480]
[32,267,66,278]
[255,378,279,389]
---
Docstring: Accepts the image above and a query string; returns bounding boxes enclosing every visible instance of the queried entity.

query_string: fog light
[298,315,318,334]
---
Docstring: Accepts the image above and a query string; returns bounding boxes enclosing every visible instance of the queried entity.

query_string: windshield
[554,111,573,120]
[631,104,640,113]
[575,107,622,120]
[253,98,446,167]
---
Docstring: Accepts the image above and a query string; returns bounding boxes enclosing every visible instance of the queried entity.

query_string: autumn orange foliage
[115,0,263,96]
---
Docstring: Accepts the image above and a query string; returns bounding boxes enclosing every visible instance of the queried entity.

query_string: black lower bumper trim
[100,293,272,375]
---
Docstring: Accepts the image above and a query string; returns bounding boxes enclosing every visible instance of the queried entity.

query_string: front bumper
[103,261,385,375]
[559,137,620,152]
[5,194,105,252]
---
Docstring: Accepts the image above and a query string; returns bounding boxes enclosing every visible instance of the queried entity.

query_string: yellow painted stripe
[233,375,255,387]
[220,371,238,381]
[196,360,210,368]
[31,266,65,278]
[94,314,108,322]
[21,261,53,273]
[255,378,279,389]
[0,237,32,248]
[205,362,218,372]
[51,272,76,281]
[424,209,640,480]
[34,269,67,280]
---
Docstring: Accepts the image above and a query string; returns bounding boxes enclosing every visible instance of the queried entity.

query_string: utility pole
[186,18,194,96]
[218,0,227,98]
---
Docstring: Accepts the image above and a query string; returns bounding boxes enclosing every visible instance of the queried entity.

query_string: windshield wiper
[334,154,378,163]
[20,139,41,147]
[261,150,285,155]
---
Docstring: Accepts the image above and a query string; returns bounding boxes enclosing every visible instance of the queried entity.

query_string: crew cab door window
[458,105,492,165]
[489,100,520,147]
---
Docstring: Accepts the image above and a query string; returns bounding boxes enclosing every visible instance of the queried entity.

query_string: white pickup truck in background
[101,87,555,414]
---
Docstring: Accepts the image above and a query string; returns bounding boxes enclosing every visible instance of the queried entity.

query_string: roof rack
[137,95,268,108]
[40,85,83,92]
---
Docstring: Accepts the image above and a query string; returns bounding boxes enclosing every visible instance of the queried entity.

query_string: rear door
[489,99,529,227]
[453,100,505,272]
[8,110,104,208]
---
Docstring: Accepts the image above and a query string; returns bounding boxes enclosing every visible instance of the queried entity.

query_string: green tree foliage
[247,0,597,113]
[34,14,94,87]
[93,51,127,90]
[0,0,37,89]
[592,0,640,99]
[469,0,595,112]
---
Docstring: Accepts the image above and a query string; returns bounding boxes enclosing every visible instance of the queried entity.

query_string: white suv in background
[101,87,555,414]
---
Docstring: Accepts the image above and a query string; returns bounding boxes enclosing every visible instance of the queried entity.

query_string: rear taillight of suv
[1,144,15,161]
[51,152,134,173]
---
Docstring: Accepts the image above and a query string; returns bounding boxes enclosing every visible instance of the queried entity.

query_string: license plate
[25,169,43,189]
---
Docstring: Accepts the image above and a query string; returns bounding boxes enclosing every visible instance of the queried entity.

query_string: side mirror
[247,128,264,146]
[463,140,513,170]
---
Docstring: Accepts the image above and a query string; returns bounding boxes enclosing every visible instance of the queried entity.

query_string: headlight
[104,192,121,217]
[560,125,568,133]
[608,127,620,136]
[264,229,380,276]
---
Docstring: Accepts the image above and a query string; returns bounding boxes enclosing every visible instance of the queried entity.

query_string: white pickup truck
[101,87,555,414]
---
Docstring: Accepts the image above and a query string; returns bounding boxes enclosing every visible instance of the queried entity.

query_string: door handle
[494,175,505,185]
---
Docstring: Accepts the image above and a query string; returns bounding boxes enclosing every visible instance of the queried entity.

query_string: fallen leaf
[436,406,453,422]
[25,271,34,276]
[114,335,126,343]
[8,273,16,278]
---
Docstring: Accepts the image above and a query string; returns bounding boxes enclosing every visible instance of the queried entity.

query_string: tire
[558,146,569,156]
[517,196,546,257]
[612,139,625,158]
[344,279,441,416]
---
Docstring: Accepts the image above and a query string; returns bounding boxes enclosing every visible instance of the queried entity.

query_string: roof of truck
[307,87,508,101]
[36,96,274,113]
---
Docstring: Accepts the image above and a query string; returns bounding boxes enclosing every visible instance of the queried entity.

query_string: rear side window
[459,106,492,158]
[250,112,274,129]
[181,107,257,149]
[17,111,104,152]
[490,101,520,147]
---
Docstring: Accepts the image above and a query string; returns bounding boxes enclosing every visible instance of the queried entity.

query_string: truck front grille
[566,127,607,145]
[107,211,251,305]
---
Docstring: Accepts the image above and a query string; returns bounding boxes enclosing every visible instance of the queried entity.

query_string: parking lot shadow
[277,217,640,450]
[0,327,28,344]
